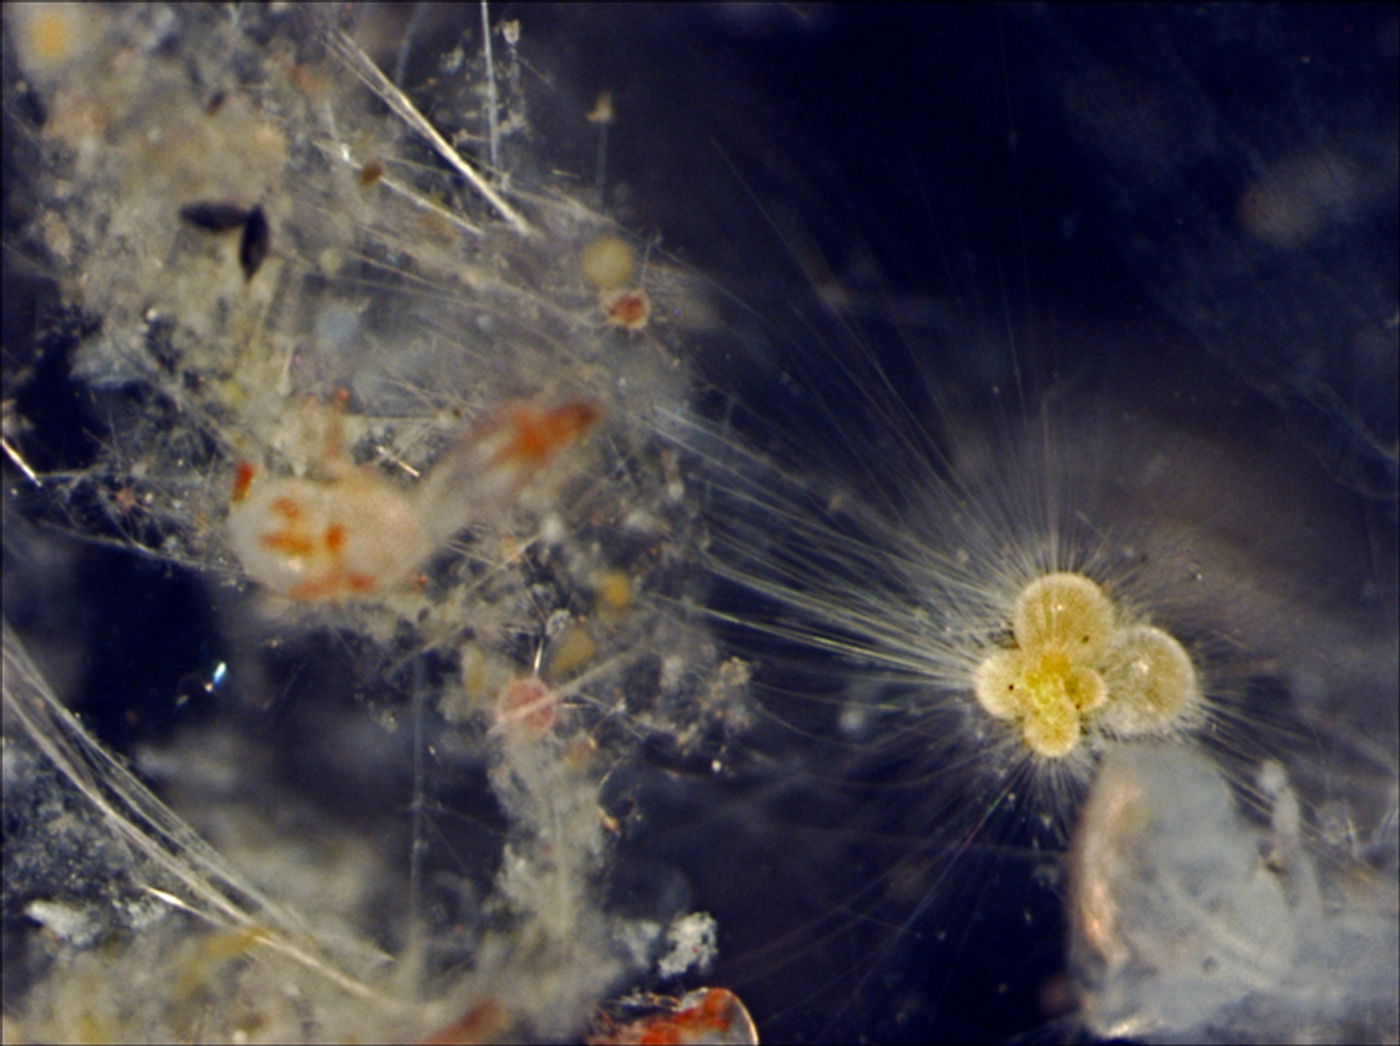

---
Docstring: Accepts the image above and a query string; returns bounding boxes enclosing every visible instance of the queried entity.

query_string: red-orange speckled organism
[228,396,602,602]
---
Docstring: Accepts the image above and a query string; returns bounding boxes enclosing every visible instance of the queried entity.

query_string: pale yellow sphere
[580,235,636,292]
[1012,572,1115,660]
[1096,625,1201,737]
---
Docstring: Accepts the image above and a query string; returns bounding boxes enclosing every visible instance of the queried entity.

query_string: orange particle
[666,988,735,1039]
[259,530,316,556]
[510,408,550,464]
[421,998,512,1045]
[423,397,606,519]
[231,460,256,502]
[270,497,303,520]
[496,676,557,740]
[589,988,757,1046]
[286,569,380,603]
[324,523,346,552]
[601,288,651,330]
[484,399,603,472]
[520,401,602,463]
[357,159,384,187]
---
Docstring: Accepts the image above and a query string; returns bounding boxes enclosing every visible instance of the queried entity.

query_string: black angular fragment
[178,201,249,232]
[238,205,270,281]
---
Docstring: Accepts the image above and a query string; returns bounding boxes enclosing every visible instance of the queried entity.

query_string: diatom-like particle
[238,204,270,280]
[177,201,269,279]
[179,200,252,232]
